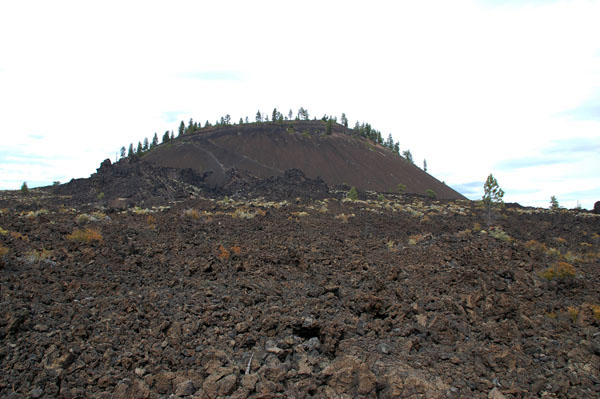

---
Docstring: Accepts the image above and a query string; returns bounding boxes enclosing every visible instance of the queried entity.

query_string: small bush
[147,214,156,225]
[489,228,512,242]
[67,228,103,243]
[25,209,49,219]
[334,213,354,222]
[592,305,600,321]
[347,187,358,201]
[10,231,28,241]
[540,261,576,280]
[133,207,153,215]
[21,182,29,195]
[218,244,230,260]
[291,211,309,217]
[377,194,385,201]
[425,189,437,199]
[397,184,406,194]
[408,234,424,245]
[25,249,53,264]
[76,214,91,224]
[0,245,8,257]
[233,208,258,219]
[183,209,200,219]
[0,226,8,235]
[525,240,547,252]
[97,192,105,200]
[567,306,579,322]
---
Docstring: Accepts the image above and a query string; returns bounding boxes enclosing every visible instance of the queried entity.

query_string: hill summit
[143,120,464,200]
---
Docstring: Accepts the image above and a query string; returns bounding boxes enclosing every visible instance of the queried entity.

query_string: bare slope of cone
[143,120,465,199]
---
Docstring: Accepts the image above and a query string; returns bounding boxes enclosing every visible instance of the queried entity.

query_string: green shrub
[426,189,437,199]
[21,182,29,195]
[347,186,358,201]
[397,184,406,194]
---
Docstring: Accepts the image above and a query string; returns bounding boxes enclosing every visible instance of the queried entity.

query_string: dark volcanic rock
[47,158,332,206]
[594,200,600,214]
[0,183,599,398]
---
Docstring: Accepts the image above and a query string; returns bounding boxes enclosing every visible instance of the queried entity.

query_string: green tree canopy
[178,121,185,137]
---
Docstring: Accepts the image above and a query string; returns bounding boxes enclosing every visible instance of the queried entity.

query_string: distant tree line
[117,107,420,166]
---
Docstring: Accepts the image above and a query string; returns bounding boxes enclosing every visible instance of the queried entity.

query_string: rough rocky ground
[1,184,599,398]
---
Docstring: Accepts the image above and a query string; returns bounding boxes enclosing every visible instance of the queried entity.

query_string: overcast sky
[1,0,599,209]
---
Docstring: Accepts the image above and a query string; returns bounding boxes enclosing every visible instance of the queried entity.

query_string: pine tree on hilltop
[341,113,348,128]
[162,131,170,143]
[128,143,134,157]
[120,146,126,159]
[151,133,159,148]
[178,121,185,137]
[326,118,334,135]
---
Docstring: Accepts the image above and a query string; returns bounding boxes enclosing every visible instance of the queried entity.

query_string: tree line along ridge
[118,107,427,171]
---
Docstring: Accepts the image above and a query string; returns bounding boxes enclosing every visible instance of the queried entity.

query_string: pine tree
[120,146,126,159]
[143,137,149,151]
[482,174,504,226]
[151,133,159,148]
[393,142,400,155]
[178,121,185,137]
[256,111,262,122]
[288,109,293,120]
[326,118,334,135]
[136,141,143,155]
[550,196,560,210]
[162,131,170,143]
[272,108,279,122]
[347,186,358,201]
[386,134,394,149]
[402,150,413,164]
[298,107,309,120]
[128,143,134,157]
[423,159,427,172]
[239,117,244,125]
[341,113,348,128]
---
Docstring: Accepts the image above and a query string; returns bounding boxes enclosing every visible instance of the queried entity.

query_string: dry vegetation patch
[66,228,103,243]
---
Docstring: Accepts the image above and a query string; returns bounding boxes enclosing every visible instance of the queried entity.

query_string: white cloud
[0,0,599,209]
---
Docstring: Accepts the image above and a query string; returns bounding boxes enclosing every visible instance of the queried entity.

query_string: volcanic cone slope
[144,121,464,199]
